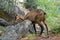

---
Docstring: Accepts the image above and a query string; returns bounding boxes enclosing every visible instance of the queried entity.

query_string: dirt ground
[20,32,60,40]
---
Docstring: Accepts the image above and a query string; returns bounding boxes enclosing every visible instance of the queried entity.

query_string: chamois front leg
[33,23,37,34]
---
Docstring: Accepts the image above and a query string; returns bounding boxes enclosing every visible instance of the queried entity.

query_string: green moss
[0,26,4,31]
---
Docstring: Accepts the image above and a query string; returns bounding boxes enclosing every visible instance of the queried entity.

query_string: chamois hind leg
[43,15,49,37]
[43,20,49,38]
[38,22,44,36]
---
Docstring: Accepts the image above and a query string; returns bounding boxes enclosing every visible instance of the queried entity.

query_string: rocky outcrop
[0,20,36,40]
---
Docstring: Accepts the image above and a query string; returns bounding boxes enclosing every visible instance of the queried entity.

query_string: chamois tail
[44,12,46,15]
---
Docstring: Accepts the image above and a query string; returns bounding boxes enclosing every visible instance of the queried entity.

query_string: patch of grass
[22,34,36,39]
[51,25,60,34]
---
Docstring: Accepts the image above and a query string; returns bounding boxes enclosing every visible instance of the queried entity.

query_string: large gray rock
[1,25,18,40]
[0,20,35,40]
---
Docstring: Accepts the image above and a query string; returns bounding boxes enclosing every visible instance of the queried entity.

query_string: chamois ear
[15,13,19,22]
[15,13,17,20]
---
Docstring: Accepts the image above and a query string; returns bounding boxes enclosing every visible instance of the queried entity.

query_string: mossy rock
[0,9,17,25]
[0,9,14,22]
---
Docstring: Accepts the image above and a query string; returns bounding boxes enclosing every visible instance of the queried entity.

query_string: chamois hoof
[41,35,49,38]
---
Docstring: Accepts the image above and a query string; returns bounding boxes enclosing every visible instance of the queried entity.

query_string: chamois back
[24,9,46,22]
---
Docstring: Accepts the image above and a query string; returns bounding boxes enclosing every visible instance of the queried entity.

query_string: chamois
[15,9,49,37]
